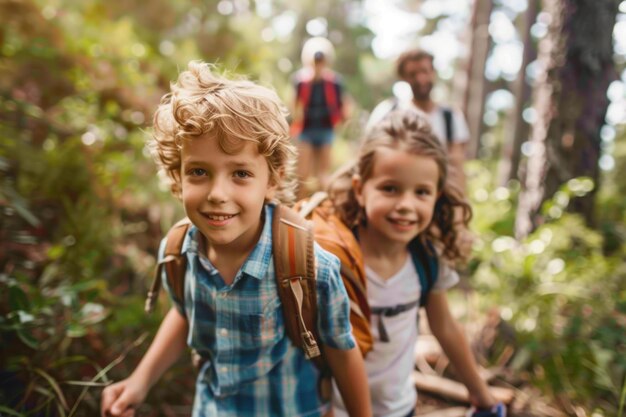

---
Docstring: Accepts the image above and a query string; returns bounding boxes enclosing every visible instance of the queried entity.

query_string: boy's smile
[180,134,277,258]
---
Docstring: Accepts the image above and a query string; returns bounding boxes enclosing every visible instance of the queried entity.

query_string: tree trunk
[463,0,493,159]
[499,0,538,184]
[515,0,619,238]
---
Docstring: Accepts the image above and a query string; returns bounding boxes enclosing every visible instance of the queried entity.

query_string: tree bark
[463,0,493,159]
[499,0,538,184]
[515,0,619,238]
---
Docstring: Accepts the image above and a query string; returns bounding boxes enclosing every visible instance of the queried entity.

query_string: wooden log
[413,371,515,404]
[415,406,468,417]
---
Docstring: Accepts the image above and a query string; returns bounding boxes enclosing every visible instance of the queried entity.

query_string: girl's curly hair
[150,61,297,204]
[328,108,472,263]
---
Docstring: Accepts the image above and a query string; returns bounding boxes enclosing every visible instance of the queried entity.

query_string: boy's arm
[101,307,188,416]
[425,291,495,408]
[323,345,372,417]
[127,306,189,386]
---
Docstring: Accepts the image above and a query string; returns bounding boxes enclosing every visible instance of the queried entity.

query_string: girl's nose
[395,192,414,211]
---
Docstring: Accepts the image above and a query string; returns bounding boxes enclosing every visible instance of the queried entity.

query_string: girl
[329,108,502,417]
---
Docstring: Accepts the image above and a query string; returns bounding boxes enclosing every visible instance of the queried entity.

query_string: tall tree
[499,0,538,184]
[515,0,620,237]
[463,0,493,159]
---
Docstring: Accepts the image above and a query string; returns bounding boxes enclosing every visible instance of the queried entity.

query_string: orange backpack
[295,192,373,356]
[145,204,324,368]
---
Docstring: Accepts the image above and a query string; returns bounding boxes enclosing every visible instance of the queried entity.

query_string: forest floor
[412,289,568,417]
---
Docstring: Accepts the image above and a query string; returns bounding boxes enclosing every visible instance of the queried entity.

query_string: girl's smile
[353,146,439,252]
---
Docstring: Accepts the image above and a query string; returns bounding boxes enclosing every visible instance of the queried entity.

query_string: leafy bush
[468,161,626,416]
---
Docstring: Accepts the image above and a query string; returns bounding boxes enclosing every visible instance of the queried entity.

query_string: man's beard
[411,83,432,101]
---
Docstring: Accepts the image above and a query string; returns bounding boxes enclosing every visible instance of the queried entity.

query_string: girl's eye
[416,188,432,196]
[234,170,251,179]
[189,168,207,177]
[381,185,398,193]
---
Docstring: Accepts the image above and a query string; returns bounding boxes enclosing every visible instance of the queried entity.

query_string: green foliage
[468,159,626,415]
[0,0,378,415]
[1,0,624,416]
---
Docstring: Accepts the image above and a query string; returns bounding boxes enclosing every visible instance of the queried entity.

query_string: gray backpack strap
[442,107,454,144]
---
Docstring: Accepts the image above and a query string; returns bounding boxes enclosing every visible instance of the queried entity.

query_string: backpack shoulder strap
[390,97,400,112]
[272,205,323,366]
[145,218,191,314]
[409,239,439,307]
[297,191,329,218]
[442,107,454,145]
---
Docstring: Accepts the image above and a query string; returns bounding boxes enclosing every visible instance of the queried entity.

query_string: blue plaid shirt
[159,204,355,417]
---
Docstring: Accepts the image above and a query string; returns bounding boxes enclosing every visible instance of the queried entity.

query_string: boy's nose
[207,178,229,203]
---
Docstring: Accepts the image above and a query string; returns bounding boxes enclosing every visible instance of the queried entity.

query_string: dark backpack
[290,69,342,137]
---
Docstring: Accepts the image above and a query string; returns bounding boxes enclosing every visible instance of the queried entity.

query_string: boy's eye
[233,170,251,179]
[189,168,207,177]
[416,188,432,196]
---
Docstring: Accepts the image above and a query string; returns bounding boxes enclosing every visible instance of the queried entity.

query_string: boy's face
[180,134,277,253]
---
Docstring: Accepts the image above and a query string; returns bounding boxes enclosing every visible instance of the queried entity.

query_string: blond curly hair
[150,61,297,204]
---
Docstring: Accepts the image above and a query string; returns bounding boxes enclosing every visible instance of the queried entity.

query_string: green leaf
[66,323,86,338]
[1,185,41,227]
[49,356,89,369]
[8,286,30,311]
[0,405,26,417]
[16,328,39,349]
[618,373,626,417]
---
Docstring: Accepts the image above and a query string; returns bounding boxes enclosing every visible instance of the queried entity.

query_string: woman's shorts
[299,128,335,148]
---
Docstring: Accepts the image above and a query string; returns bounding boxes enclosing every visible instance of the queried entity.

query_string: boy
[100,61,370,417]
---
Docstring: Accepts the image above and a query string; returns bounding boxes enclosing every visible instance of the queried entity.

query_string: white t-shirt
[366,99,469,146]
[332,252,459,417]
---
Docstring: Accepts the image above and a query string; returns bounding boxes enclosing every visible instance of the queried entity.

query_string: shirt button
[220,366,228,373]
[220,328,228,336]
[220,292,228,298]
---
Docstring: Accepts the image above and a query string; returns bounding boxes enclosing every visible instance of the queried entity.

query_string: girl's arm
[101,307,189,417]
[324,345,372,417]
[425,291,495,408]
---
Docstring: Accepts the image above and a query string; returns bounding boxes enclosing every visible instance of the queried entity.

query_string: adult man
[368,49,469,190]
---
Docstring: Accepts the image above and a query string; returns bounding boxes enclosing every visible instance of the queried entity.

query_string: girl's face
[353,147,439,247]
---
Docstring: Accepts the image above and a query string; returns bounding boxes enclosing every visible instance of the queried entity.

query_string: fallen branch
[413,371,515,405]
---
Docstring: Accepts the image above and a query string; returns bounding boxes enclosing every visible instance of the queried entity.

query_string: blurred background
[1,0,625,416]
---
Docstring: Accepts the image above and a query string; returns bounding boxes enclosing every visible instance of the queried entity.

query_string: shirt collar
[240,204,273,281]
[186,204,274,281]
